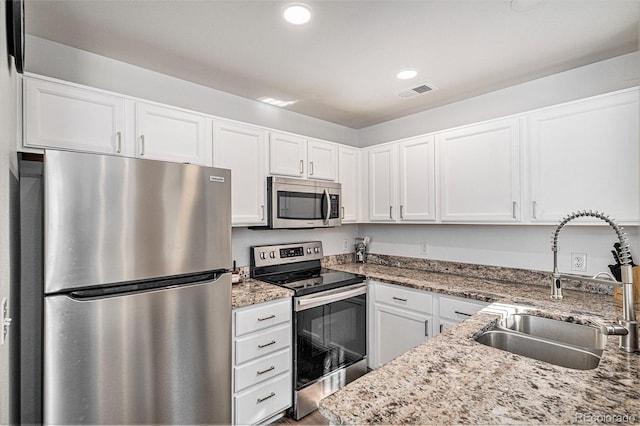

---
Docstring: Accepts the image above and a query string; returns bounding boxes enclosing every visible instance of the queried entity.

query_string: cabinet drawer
[439,295,487,321]
[235,324,290,365]
[234,373,291,426]
[374,282,432,314]
[235,299,291,337]
[234,349,291,393]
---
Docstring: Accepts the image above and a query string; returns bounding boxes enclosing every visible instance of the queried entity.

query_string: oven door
[293,283,367,391]
[269,177,341,229]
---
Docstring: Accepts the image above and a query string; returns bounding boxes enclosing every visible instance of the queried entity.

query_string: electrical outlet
[571,252,587,272]
[420,242,429,255]
[343,239,349,251]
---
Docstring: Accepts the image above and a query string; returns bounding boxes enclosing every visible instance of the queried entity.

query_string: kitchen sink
[475,314,607,370]
[500,314,608,351]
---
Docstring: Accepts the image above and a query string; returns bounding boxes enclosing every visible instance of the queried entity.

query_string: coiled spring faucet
[551,210,638,353]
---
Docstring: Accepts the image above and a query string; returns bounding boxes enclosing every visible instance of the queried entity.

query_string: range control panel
[251,241,323,267]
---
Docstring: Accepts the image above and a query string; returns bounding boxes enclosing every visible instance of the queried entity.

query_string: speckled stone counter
[318,263,640,425]
[231,278,292,309]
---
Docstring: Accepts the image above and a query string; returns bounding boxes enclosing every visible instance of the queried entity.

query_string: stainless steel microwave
[266,176,341,229]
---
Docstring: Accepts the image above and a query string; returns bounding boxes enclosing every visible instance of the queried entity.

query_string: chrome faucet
[551,209,638,353]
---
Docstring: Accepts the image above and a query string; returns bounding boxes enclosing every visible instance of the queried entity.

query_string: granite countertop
[231,278,293,309]
[318,263,640,425]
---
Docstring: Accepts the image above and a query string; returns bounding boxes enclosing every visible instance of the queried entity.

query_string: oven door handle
[295,283,366,311]
[322,189,330,225]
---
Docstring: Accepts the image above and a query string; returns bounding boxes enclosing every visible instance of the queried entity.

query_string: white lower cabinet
[435,294,488,336]
[232,299,292,425]
[369,280,488,368]
[370,281,433,368]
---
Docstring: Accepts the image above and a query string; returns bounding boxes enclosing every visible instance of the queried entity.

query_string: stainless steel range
[250,241,367,420]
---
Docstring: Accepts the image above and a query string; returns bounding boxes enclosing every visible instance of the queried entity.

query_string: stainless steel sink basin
[500,314,607,351]
[475,314,607,370]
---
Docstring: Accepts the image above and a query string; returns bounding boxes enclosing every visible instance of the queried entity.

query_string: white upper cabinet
[528,89,639,224]
[269,131,338,181]
[367,137,436,223]
[307,139,338,181]
[368,144,397,222]
[213,120,268,226]
[437,117,521,222]
[24,77,125,155]
[269,132,307,177]
[135,102,209,165]
[399,136,436,221]
[338,146,359,222]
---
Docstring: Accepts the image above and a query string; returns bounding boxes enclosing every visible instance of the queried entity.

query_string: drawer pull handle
[440,324,444,333]
[257,314,276,322]
[454,310,472,317]
[392,296,407,302]
[424,319,429,337]
[257,392,276,404]
[258,340,276,349]
[257,365,275,375]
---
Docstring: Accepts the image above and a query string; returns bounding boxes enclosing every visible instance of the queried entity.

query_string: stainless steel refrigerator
[41,150,232,424]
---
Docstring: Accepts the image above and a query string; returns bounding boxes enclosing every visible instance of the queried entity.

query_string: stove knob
[269,251,276,259]
[306,248,312,254]
[314,247,320,253]
[259,252,266,260]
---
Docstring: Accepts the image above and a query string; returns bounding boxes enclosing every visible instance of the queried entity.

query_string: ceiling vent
[398,83,436,99]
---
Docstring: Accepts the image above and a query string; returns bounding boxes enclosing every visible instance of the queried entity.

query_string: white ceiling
[25,0,640,129]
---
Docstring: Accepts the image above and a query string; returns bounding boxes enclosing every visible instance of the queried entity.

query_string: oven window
[277,191,324,220]
[295,294,366,390]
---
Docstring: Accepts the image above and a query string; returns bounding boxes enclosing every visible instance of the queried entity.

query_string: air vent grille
[398,82,436,99]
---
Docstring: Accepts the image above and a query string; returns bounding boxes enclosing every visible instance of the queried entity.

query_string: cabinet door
[438,118,521,222]
[528,89,639,224]
[307,139,338,181]
[213,121,268,226]
[399,136,436,221]
[373,303,430,367]
[338,146,359,222]
[24,77,125,154]
[269,132,306,177]
[136,102,208,165]
[368,144,397,222]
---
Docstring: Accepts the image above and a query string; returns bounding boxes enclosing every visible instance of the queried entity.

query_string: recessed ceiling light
[396,69,418,80]
[259,97,298,108]
[282,3,311,25]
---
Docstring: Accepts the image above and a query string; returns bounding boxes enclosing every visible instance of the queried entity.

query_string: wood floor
[271,410,329,426]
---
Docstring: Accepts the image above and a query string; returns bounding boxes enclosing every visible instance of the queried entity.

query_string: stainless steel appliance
[250,242,367,420]
[263,176,341,229]
[41,150,232,424]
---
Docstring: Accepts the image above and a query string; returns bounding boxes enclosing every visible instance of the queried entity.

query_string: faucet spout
[550,209,638,353]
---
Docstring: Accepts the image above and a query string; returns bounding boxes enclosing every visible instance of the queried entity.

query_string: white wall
[358,52,640,146]
[24,35,359,147]
[359,224,640,277]
[232,224,359,267]
[0,3,20,423]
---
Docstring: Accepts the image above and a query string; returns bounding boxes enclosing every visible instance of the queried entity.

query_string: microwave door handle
[323,189,330,225]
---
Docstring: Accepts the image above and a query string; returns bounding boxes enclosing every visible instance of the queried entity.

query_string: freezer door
[43,274,232,425]
[44,150,231,293]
